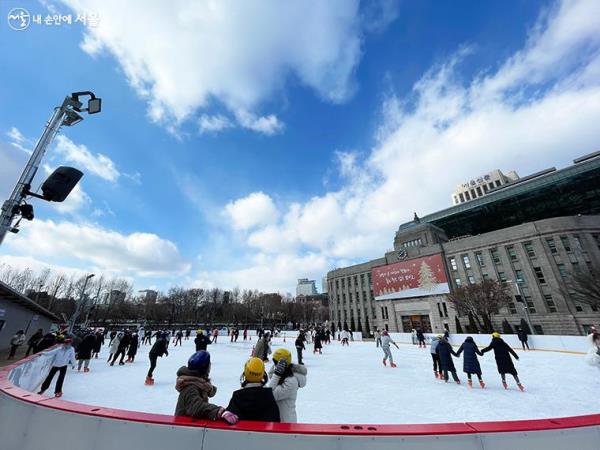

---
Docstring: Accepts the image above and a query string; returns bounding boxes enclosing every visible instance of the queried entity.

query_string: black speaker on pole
[41,166,83,202]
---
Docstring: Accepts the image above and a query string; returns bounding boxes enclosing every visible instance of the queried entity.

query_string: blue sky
[1,0,599,294]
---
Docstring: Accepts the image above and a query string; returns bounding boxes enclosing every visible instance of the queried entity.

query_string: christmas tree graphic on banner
[418,261,437,291]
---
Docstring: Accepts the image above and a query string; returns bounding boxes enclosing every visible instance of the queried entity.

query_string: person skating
[195,330,212,351]
[25,328,43,357]
[7,330,25,359]
[243,328,248,341]
[127,332,139,362]
[143,330,152,345]
[313,329,323,354]
[174,330,183,347]
[416,328,426,348]
[295,331,306,365]
[436,336,460,383]
[517,328,530,350]
[340,329,350,346]
[211,328,219,343]
[481,332,524,391]
[92,331,103,359]
[254,332,272,361]
[430,334,442,378]
[38,337,76,397]
[456,336,485,388]
[380,330,399,367]
[268,348,307,423]
[584,326,600,368]
[185,329,191,341]
[411,329,417,345]
[108,331,121,363]
[145,333,169,385]
[226,357,280,422]
[76,331,96,372]
[174,350,238,424]
[375,329,381,348]
[110,331,131,366]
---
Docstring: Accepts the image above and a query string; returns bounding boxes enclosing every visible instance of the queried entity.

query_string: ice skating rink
[58,336,600,424]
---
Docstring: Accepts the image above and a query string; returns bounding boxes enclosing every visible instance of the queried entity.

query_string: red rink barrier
[1,354,599,450]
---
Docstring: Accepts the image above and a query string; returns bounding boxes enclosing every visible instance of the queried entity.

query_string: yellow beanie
[492,332,501,338]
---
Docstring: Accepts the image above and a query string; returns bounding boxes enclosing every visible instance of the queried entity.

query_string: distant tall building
[109,290,126,304]
[140,289,158,305]
[322,276,328,293]
[296,278,317,297]
[452,169,519,205]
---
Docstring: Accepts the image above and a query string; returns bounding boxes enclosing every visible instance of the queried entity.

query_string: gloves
[274,359,287,376]
[218,409,239,425]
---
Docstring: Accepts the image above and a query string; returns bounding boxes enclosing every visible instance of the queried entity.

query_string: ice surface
[46,336,600,424]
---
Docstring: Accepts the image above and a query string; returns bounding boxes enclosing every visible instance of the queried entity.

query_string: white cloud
[224,192,279,230]
[54,135,120,182]
[59,0,365,132]
[6,126,32,154]
[198,114,234,134]
[4,219,190,278]
[234,110,284,135]
[206,0,600,291]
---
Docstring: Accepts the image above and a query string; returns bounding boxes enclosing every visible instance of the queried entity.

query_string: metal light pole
[0,92,101,245]
[68,273,95,332]
[508,280,535,335]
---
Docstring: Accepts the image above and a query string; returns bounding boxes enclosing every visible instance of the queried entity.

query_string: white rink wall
[389,332,589,353]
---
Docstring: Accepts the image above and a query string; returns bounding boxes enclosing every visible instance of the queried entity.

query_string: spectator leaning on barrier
[8,330,26,359]
[25,328,44,357]
[38,337,77,398]
[226,357,280,422]
[268,348,307,423]
[174,351,238,425]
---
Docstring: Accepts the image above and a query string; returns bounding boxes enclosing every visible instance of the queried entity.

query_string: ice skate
[77,367,81,371]
[517,383,525,392]
[84,367,90,373]
[390,362,397,368]
[455,379,461,385]
[434,371,439,379]
[467,379,473,388]
[479,380,486,389]
[145,377,154,385]
[55,392,62,398]
[502,381,508,389]
[382,358,386,366]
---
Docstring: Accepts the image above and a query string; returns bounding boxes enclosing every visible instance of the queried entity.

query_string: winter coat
[456,337,483,375]
[109,335,121,354]
[254,337,271,361]
[481,337,519,375]
[174,366,221,420]
[77,333,97,360]
[313,333,322,349]
[149,338,168,357]
[118,333,131,351]
[194,334,212,351]
[36,334,56,352]
[380,334,396,349]
[47,345,77,368]
[436,339,458,371]
[10,333,26,346]
[430,337,440,354]
[226,384,280,422]
[93,333,103,353]
[27,331,43,347]
[517,330,528,342]
[295,335,305,350]
[127,336,139,357]
[268,364,307,423]
[416,330,425,340]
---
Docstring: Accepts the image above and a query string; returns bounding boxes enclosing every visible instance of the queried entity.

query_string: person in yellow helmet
[481,332,524,391]
[268,348,308,423]
[225,357,280,422]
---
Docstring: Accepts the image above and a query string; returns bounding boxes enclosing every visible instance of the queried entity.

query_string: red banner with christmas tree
[372,254,450,300]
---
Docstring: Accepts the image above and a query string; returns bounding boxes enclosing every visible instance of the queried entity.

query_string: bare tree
[565,263,600,310]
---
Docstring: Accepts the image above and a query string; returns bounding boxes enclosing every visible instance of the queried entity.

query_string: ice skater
[430,334,442,378]
[517,328,530,350]
[38,337,76,397]
[76,330,96,372]
[107,331,121,363]
[340,329,350,346]
[195,329,212,351]
[436,336,460,383]
[375,329,381,347]
[380,330,399,367]
[145,333,169,385]
[295,331,306,365]
[416,328,426,348]
[584,326,600,368]
[481,332,524,391]
[313,328,323,354]
[127,332,139,362]
[456,336,485,388]
[110,330,131,366]
[211,328,219,343]
[174,330,183,346]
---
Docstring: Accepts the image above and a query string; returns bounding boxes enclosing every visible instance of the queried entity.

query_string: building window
[572,261,580,273]
[349,293,353,302]
[437,303,443,317]
[560,236,571,252]
[367,272,372,285]
[360,274,365,285]
[442,303,448,317]
[482,273,490,280]
[342,294,346,304]
[362,291,367,301]
[495,180,501,187]
[506,245,518,262]
[341,279,345,289]
[462,255,471,269]
[508,302,517,314]
[498,271,507,283]
[575,304,583,312]
[523,241,535,258]
[515,269,526,286]
[546,238,558,254]
[557,263,567,279]
[476,186,483,196]
[468,275,476,284]
[449,257,458,271]
[335,280,339,289]
[459,193,465,203]
[490,248,501,265]
[455,278,462,287]
[544,295,557,313]
[533,267,546,284]
[475,252,485,267]
[524,297,537,314]
[465,191,471,201]
[470,189,476,199]
[573,235,582,251]
[353,276,358,286]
